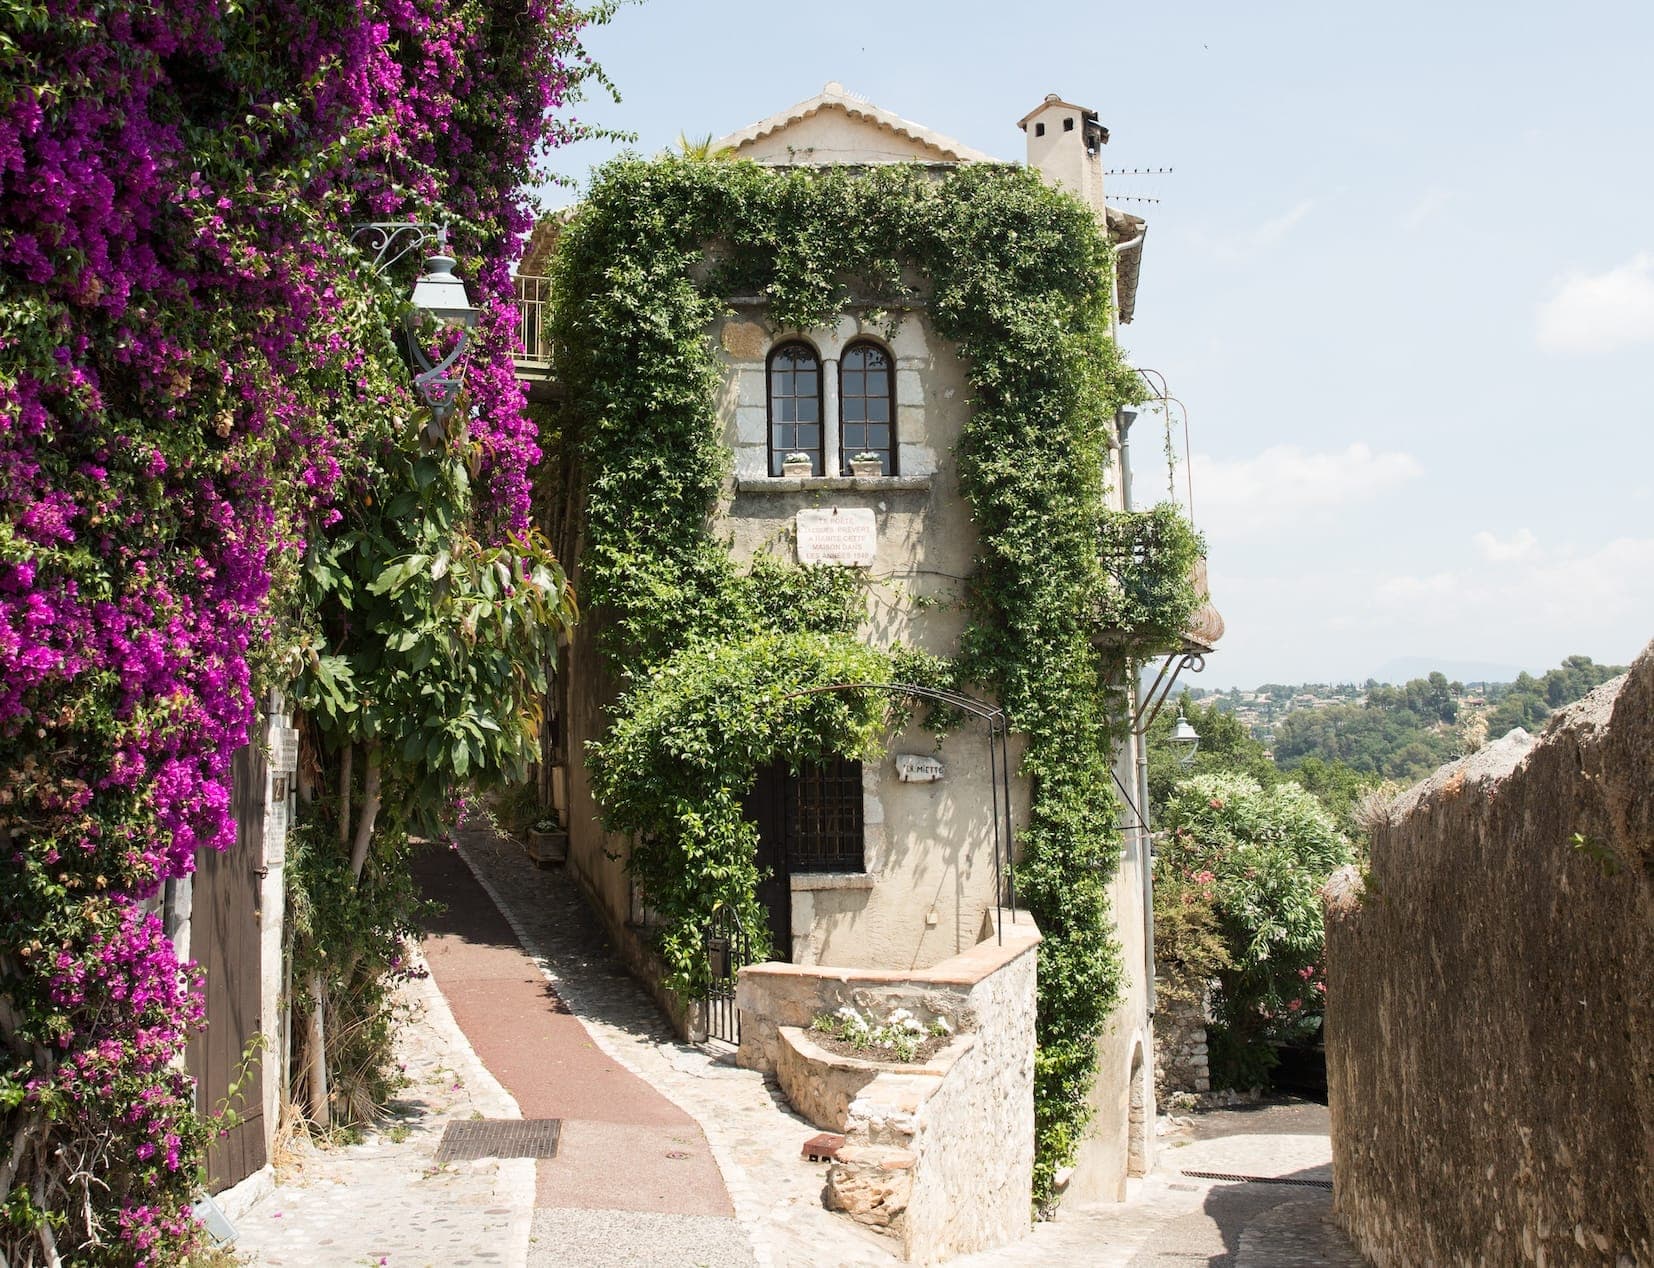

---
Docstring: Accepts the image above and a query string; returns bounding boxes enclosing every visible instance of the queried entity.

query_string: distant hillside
[1188,655,1625,783]
[1368,656,1526,686]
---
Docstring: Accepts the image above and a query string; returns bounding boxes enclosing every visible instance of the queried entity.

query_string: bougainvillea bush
[0,0,599,1261]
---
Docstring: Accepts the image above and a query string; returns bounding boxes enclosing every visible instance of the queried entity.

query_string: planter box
[849,459,884,478]
[782,459,814,479]
[524,827,568,867]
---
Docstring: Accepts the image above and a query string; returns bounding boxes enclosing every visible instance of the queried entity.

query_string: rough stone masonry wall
[736,911,1040,1263]
[1153,994,1210,1098]
[1322,642,1654,1267]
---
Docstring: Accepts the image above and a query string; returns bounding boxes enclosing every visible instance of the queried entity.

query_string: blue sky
[540,0,1654,688]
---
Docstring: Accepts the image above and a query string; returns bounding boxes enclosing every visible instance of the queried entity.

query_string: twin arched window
[767,340,895,476]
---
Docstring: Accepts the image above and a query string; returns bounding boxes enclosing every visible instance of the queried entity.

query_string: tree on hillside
[1486,655,1625,736]
[1272,677,1459,781]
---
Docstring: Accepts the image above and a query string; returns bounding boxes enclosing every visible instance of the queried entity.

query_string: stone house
[530,83,1216,1223]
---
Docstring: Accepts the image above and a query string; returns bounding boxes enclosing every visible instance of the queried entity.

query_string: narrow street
[230,826,1363,1267]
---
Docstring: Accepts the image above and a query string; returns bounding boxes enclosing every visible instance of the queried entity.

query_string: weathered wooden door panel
[186,740,268,1192]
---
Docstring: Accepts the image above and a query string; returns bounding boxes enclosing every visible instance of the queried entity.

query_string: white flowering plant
[809,1005,952,1062]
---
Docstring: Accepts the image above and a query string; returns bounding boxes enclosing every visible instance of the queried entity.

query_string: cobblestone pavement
[230,950,535,1268]
[951,1105,1364,1267]
[456,829,900,1268]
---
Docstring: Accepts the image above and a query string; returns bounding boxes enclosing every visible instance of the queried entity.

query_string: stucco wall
[1322,643,1654,1266]
[713,307,1031,973]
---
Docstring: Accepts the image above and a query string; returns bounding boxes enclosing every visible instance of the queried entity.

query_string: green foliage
[592,632,891,991]
[549,157,1203,1209]
[1157,773,1351,1089]
[284,814,431,1129]
[1272,676,1460,782]
[284,402,576,1119]
[1146,693,1280,817]
[1486,655,1625,736]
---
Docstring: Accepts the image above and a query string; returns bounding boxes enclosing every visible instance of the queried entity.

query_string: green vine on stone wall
[548,157,1202,1209]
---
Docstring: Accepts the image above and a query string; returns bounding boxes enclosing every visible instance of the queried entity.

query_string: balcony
[1096,505,1223,658]
[511,274,557,400]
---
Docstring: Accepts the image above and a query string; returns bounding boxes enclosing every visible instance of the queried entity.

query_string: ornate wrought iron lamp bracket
[1133,649,1207,734]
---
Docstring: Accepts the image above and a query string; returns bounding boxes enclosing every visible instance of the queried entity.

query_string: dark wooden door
[186,740,268,1192]
[743,761,791,960]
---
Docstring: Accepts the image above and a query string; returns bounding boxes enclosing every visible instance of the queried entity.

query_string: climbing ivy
[548,158,1202,1208]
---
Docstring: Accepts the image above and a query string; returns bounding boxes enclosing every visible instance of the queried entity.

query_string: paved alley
[228,825,1365,1267]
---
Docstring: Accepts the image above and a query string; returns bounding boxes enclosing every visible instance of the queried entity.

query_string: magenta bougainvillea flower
[0,0,597,1259]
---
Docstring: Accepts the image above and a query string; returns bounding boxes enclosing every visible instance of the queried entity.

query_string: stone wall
[1322,643,1654,1267]
[736,910,1039,1263]
[1153,994,1210,1098]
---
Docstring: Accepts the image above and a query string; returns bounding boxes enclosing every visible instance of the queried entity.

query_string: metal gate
[703,904,750,1046]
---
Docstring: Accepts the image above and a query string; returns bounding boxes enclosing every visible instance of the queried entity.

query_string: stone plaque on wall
[895,754,945,782]
[796,507,877,567]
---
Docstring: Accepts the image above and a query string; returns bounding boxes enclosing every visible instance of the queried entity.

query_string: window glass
[768,343,823,474]
[839,343,896,475]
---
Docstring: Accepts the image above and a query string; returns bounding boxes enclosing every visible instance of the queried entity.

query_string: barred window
[785,757,864,873]
[839,342,895,475]
[768,342,822,475]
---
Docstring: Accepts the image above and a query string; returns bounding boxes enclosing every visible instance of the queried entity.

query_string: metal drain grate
[436,1118,562,1163]
[1181,1169,1333,1190]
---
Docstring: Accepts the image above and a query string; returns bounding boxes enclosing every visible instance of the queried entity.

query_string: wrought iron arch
[782,682,1019,942]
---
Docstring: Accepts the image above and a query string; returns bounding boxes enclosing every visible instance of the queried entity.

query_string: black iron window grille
[786,757,865,872]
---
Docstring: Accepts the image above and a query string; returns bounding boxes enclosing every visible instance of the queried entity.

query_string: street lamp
[349,222,480,425]
[1169,709,1201,765]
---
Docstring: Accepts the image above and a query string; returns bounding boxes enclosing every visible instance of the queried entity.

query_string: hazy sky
[541,0,1654,688]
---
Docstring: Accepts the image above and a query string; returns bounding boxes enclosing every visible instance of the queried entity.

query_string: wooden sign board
[796,507,877,567]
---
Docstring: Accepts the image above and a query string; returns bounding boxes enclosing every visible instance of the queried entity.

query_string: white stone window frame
[731,312,936,484]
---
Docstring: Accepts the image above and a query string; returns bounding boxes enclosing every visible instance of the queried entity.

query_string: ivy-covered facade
[541,86,1207,1211]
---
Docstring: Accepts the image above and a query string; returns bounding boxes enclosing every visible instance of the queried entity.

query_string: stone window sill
[736,475,932,494]
[791,871,878,892]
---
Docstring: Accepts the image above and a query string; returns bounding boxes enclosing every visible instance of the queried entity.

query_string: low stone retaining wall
[735,910,1040,1264]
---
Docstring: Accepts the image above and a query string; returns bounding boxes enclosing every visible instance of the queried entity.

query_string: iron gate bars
[780,682,1018,944]
[704,902,749,1044]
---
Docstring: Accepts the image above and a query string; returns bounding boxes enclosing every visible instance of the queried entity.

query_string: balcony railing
[512,274,552,371]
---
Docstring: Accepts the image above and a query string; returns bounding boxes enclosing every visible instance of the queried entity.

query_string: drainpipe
[1116,406,1156,1017]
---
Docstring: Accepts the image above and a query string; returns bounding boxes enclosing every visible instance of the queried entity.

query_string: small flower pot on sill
[849,458,884,478]
[782,457,814,480]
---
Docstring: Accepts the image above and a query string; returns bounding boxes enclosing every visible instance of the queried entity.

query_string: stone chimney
[1018,94,1108,214]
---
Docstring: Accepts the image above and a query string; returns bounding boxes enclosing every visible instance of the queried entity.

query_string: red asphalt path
[412,844,734,1217]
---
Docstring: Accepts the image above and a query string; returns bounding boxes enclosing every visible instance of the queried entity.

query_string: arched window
[839,342,895,475]
[768,342,822,476]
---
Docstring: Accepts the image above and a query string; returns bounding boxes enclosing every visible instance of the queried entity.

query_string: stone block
[897,443,937,477]
[897,403,927,443]
[888,315,929,360]
[735,405,767,445]
[736,369,766,407]
[826,1146,915,1231]
[732,446,768,479]
[721,318,769,359]
[896,368,924,407]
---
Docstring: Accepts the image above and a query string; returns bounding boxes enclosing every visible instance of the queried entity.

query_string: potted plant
[849,451,884,478]
[782,450,813,479]
[525,815,568,866]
